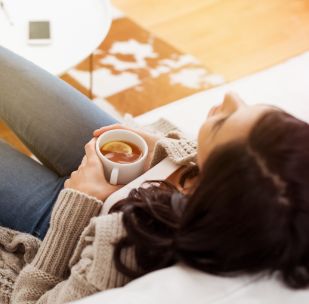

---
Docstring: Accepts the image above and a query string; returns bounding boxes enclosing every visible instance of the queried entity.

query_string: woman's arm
[12,192,132,304]
[12,138,131,303]
[11,189,103,303]
[150,131,197,167]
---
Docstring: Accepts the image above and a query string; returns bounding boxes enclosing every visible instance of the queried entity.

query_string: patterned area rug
[61,6,224,117]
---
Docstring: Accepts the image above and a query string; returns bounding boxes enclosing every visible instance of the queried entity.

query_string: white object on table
[0,0,111,75]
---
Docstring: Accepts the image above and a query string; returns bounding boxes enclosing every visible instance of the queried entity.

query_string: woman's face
[197,93,276,167]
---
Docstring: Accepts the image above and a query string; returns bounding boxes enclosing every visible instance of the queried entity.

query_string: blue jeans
[0,46,117,239]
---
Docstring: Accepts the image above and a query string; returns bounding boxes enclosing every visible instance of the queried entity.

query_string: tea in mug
[100,141,142,164]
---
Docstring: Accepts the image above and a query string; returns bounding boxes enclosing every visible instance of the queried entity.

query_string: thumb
[85,138,99,161]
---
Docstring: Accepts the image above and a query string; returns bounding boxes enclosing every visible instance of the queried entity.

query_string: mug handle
[110,167,119,185]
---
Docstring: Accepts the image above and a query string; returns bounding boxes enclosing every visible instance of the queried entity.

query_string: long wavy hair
[111,110,309,289]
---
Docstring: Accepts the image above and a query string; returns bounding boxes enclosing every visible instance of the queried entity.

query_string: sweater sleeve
[124,117,197,167]
[150,130,197,167]
[11,189,103,304]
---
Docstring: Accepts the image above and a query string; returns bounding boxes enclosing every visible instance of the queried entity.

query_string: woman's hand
[64,138,121,201]
[93,124,160,170]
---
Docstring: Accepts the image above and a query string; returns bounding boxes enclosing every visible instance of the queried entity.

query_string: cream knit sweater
[0,119,197,303]
[11,190,130,303]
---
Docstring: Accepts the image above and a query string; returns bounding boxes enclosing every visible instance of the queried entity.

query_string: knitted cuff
[124,117,197,167]
[150,136,197,167]
[144,118,181,135]
[32,189,102,278]
[83,213,134,289]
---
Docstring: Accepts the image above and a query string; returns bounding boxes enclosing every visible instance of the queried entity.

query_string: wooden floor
[113,0,309,81]
[1,0,309,154]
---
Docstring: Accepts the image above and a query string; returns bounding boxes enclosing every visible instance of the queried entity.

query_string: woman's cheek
[197,125,210,168]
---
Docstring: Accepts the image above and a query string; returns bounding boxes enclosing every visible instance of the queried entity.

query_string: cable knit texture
[0,119,196,303]
[145,118,197,167]
[151,131,197,166]
[125,117,197,167]
[0,228,40,304]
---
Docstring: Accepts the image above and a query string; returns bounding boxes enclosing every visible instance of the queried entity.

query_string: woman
[109,99,309,290]
[0,46,308,303]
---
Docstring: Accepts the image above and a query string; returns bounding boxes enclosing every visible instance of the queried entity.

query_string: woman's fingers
[93,123,125,137]
[84,138,97,158]
[84,138,103,167]
[93,124,148,143]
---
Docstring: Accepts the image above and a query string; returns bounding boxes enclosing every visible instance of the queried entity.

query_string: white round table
[0,0,111,75]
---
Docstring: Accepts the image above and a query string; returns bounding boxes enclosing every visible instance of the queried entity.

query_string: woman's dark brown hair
[111,110,309,289]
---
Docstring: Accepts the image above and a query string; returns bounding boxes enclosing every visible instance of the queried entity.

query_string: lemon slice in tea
[101,141,133,154]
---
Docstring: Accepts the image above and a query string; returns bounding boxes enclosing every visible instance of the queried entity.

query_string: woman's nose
[221,92,246,114]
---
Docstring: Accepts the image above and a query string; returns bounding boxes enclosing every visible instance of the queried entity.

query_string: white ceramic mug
[95,129,148,185]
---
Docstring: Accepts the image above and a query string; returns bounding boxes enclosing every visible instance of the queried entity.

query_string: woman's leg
[0,46,117,177]
[0,140,65,239]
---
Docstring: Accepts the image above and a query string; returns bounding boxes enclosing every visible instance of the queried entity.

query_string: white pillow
[74,265,309,304]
